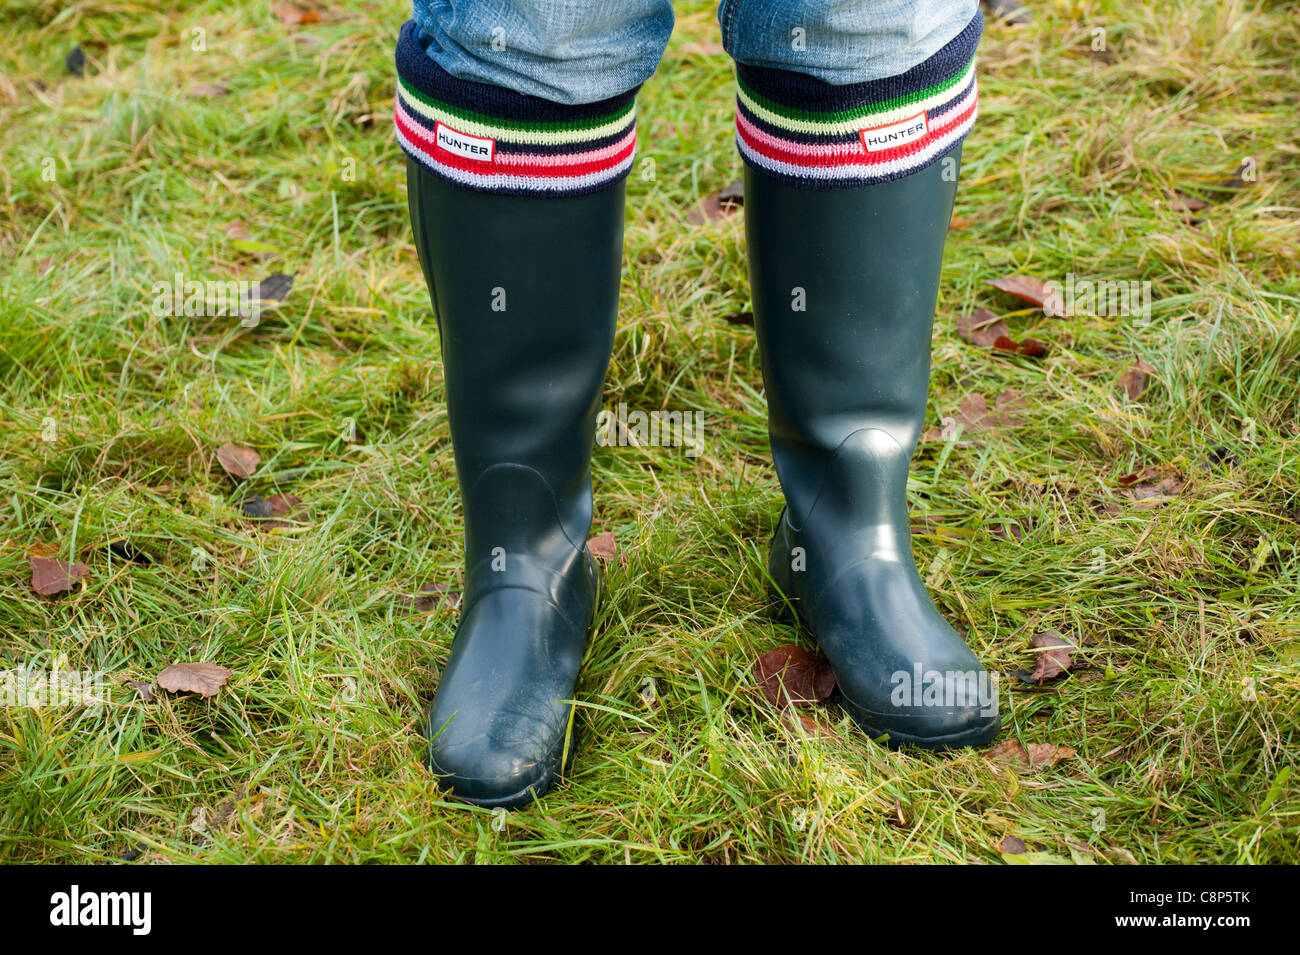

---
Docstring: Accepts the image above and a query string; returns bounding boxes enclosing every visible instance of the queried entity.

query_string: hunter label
[859,112,929,153]
[435,122,495,162]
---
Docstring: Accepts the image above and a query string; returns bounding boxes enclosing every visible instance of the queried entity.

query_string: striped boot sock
[734,11,981,188]
[394,20,637,197]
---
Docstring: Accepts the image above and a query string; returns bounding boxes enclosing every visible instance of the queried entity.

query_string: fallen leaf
[262,492,303,530]
[890,796,908,827]
[754,646,836,708]
[686,188,741,225]
[273,2,323,25]
[992,334,1049,357]
[29,556,89,596]
[1026,743,1076,769]
[723,311,755,327]
[255,272,294,303]
[996,834,1026,854]
[267,493,301,516]
[225,220,253,242]
[1118,359,1157,399]
[987,739,1076,771]
[1028,629,1075,683]
[398,582,461,615]
[217,443,260,480]
[988,520,1023,541]
[1117,465,1186,503]
[781,709,839,739]
[587,531,618,563]
[156,662,231,699]
[957,389,1026,434]
[190,82,229,99]
[986,275,1064,316]
[948,215,974,230]
[126,679,155,702]
[957,308,1009,347]
[718,178,743,208]
[1169,191,1208,213]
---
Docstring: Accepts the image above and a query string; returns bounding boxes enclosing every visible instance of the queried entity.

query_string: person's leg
[397,2,673,807]
[724,1,1000,747]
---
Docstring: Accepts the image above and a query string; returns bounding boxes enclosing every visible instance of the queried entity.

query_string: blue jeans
[411,0,978,104]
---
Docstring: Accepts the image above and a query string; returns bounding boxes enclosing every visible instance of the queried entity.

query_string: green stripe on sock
[397,76,634,135]
[736,59,973,127]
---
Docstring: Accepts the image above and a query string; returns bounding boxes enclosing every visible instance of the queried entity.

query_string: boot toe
[839,666,1001,750]
[426,727,564,808]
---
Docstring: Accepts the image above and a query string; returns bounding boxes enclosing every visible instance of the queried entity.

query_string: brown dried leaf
[267,493,301,516]
[156,662,231,699]
[189,82,229,99]
[754,646,836,708]
[948,215,974,231]
[126,679,155,702]
[225,220,254,242]
[781,709,839,739]
[986,275,1064,316]
[262,492,304,530]
[216,442,259,480]
[988,520,1023,541]
[686,190,739,225]
[1025,743,1076,769]
[587,531,618,562]
[996,834,1027,854]
[398,581,461,615]
[987,739,1076,771]
[1117,465,1186,502]
[1169,191,1208,213]
[718,178,744,207]
[1118,359,1157,399]
[987,739,1031,765]
[1029,629,1075,683]
[29,556,89,596]
[956,389,1026,434]
[273,2,323,25]
[956,307,1009,347]
[723,311,755,327]
[992,335,1049,357]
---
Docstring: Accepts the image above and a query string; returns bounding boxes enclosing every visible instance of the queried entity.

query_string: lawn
[0,0,1296,863]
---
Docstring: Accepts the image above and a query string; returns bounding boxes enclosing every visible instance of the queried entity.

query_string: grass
[0,0,1297,864]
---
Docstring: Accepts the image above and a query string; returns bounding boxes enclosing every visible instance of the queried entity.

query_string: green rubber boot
[406,159,623,806]
[746,147,1001,749]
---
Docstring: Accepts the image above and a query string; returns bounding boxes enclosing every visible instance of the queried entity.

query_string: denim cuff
[395,21,638,197]
[734,10,981,188]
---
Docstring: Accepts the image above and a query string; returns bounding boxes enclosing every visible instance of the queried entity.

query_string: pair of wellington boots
[407,149,999,809]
